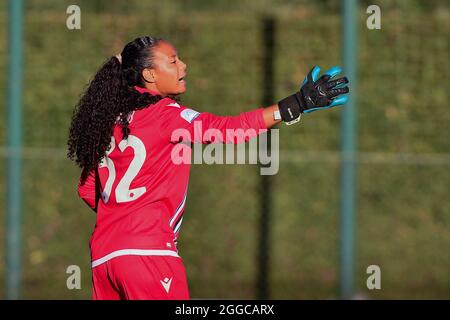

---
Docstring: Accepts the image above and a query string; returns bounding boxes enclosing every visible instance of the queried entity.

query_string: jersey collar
[134,86,160,96]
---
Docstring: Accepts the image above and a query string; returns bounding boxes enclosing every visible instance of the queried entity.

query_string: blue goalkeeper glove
[278,65,350,124]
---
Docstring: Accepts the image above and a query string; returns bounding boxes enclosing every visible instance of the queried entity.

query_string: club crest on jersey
[180,109,201,123]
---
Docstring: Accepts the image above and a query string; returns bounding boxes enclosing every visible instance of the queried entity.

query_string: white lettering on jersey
[99,135,147,203]
[180,109,200,123]
[116,135,147,202]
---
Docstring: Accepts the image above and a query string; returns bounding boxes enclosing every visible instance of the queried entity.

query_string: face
[143,41,187,96]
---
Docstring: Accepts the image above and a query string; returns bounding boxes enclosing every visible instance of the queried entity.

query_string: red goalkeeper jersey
[77,86,267,268]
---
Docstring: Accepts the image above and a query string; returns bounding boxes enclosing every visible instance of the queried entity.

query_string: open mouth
[179,75,186,82]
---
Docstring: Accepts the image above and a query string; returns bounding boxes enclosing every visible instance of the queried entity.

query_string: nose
[180,59,187,72]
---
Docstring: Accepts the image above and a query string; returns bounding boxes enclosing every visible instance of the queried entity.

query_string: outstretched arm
[159,65,349,143]
[276,65,349,125]
[236,65,350,130]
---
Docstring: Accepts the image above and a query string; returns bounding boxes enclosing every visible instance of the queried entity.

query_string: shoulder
[156,97,186,112]
[129,97,202,130]
[159,97,183,109]
[157,98,202,124]
[128,97,175,125]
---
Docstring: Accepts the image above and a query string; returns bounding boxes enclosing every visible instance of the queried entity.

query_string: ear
[142,68,156,83]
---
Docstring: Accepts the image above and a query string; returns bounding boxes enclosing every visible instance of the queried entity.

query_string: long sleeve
[157,99,268,144]
[77,169,98,211]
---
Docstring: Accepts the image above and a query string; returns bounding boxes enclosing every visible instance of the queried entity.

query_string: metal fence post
[6,0,25,300]
[340,0,358,300]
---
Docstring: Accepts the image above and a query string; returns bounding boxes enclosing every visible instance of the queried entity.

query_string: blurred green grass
[0,0,449,299]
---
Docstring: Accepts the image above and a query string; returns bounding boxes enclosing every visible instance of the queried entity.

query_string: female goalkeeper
[67,36,349,300]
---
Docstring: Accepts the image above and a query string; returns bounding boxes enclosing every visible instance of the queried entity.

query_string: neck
[144,82,162,95]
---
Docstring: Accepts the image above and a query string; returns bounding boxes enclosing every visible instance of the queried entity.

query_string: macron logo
[167,102,181,108]
[160,277,173,293]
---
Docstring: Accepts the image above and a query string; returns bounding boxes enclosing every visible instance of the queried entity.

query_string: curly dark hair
[67,36,166,183]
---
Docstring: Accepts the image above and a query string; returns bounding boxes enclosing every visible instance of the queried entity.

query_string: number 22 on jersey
[99,135,147,204]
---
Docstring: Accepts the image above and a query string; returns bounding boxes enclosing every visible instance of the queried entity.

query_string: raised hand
[277,65,350,125]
